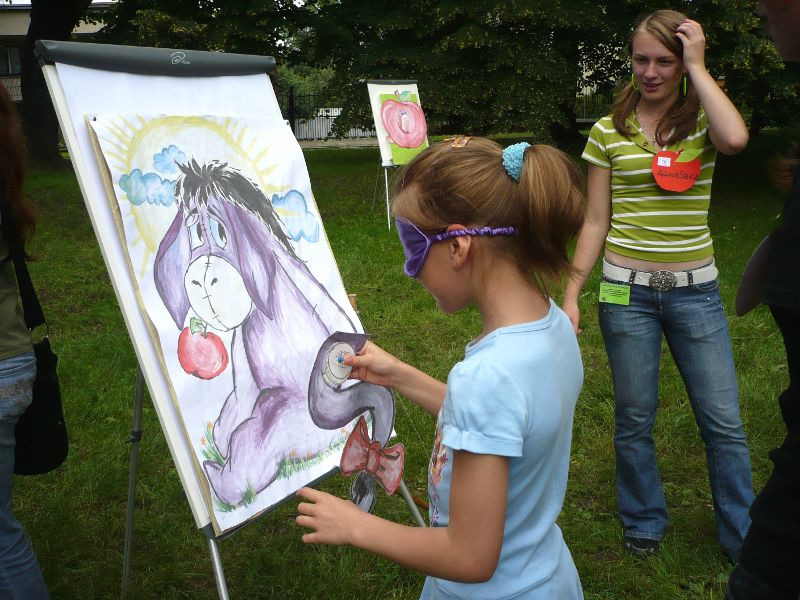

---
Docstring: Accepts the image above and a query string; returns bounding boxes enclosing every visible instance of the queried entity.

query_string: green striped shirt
[581,109,717,262]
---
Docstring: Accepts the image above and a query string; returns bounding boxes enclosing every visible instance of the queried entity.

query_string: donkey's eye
[209,217,227,249]
[189,222,204,249]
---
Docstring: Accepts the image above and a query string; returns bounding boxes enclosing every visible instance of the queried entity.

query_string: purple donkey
[153,160,394,511]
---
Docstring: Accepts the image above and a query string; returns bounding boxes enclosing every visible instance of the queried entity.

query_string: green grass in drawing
[200,421,225,466]
[277,432,349,480]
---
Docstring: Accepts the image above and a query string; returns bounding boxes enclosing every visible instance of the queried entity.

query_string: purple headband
[395,217,517,277]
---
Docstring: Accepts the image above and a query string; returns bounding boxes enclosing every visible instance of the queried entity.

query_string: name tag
[599,281,631,305]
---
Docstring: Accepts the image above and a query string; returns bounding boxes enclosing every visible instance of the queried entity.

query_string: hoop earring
[631,72,639,92]
[681,74,687,96]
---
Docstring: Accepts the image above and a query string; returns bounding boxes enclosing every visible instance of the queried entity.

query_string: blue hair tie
[501,142,530,182]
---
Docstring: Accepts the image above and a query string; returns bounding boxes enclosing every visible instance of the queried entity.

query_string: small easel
[120,364,426,600]
[373,160,396,230]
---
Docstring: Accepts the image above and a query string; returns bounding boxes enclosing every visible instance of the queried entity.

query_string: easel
[120,364,426,599]
[35,41,427,599]
[373,161,397,230]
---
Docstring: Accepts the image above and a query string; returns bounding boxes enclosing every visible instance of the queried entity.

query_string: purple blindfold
[395,217,517,277]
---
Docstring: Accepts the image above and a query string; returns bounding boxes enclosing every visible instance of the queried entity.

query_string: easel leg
[208,537,230,600]
[121,366,144,600]
[398,479,427,528]
[384,167,391,230]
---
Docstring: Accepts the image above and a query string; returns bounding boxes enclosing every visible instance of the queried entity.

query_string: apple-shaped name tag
[380,90,428,149]
[652,148,702,192]
[177,316,229,380]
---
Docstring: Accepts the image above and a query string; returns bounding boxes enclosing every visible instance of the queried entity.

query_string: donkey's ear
[225,202,276,319]
[154,207,191,328]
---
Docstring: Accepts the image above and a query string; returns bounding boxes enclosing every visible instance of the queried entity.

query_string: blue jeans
[598,277,754,561]
[0,351,49,599]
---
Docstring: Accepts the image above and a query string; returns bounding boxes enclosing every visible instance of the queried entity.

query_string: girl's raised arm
[677,18,748,155]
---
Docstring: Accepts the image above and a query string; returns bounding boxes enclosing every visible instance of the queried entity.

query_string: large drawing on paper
[87,115,394,533]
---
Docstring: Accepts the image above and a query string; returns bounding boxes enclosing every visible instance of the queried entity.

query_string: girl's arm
[344,341,446,415]
[297,450,508,582]
[677,19,748,155]
[562,164,612,334]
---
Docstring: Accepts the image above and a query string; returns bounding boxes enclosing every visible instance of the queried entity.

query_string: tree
[21,0,92,163]
[308,0,611,144]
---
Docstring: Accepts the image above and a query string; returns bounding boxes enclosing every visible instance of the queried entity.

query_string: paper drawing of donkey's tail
[308,331,396,513]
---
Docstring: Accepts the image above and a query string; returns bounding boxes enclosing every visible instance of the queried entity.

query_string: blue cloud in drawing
[153,145,187,175]
[271,190,319,242]
[119,169,176,207]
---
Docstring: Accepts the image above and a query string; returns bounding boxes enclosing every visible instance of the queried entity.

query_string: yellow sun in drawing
[94,114,297,277]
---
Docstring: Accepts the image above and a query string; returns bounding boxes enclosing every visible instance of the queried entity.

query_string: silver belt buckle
[649,270,677,292]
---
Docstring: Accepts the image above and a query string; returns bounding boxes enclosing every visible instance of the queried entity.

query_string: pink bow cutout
[340,416,405,495]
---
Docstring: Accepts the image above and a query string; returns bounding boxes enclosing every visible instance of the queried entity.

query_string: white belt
[602,258,718,292]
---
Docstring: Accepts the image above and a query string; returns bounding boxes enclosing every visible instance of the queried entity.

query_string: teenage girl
[296,137,586,598]
[563,10,753,561]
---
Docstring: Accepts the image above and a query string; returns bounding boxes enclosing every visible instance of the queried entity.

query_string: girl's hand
[675,19,706,72]
[343,340,398,388]
[296,487,363,545]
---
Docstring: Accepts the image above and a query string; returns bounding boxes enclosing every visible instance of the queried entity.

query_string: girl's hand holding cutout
[343,340,398,388]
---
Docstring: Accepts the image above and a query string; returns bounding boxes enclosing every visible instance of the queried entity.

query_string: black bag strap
[0,190,46,330]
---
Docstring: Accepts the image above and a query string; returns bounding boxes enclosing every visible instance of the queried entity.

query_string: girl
[296,137,586,599]
[562,10,754,561]
[0,85,50,598]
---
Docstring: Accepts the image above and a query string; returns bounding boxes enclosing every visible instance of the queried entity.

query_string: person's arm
[344,341,446,415]
[297,449,508,582]
[676,19,748,155]
[562,164,612,334]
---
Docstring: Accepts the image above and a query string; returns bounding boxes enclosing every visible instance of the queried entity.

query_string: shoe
[624,535,659,557]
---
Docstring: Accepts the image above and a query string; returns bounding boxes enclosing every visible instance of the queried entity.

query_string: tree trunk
[20,0,92,164]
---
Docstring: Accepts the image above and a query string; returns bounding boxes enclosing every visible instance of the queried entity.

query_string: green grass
[14,130,792,599]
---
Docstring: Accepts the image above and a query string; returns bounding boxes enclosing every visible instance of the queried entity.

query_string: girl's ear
[446,224,472,270]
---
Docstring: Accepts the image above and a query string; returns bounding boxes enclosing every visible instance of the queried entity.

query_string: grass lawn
[14,130,792,599]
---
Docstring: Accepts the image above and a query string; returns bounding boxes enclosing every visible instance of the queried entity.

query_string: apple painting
[177,317,229,379]
[652,148,702,192]
[380,90,428,149]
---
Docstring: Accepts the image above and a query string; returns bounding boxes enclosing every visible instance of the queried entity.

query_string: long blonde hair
[392,138,585,297]
[612,9,701,146]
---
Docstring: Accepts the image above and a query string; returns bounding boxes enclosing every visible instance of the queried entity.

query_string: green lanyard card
[599,281,631,305]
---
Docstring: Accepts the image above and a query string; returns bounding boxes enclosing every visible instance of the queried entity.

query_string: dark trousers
[738,304,800,595]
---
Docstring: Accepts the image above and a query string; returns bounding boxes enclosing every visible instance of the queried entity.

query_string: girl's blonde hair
[612,9,701,146]
[392,137,585,296]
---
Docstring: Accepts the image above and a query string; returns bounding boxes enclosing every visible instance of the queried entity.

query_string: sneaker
[624,535,659,557]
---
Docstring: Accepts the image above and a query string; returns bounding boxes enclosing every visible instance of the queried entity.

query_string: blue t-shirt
[421,301,584,600]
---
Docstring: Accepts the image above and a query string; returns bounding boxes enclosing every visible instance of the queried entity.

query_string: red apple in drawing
[652,149,701,192]
[380,91,428,149]
[178,318,229,379]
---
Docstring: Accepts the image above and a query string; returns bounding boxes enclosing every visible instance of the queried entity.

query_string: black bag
[13,336,68,475]
[6,225,68,475]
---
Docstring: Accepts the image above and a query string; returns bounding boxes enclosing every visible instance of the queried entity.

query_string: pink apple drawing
[380,91,427,149]
[177,317,229,379]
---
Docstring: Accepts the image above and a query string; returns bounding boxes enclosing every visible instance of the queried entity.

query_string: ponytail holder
[502,142,530,182]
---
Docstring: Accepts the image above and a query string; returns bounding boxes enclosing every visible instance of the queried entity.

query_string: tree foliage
[307,0,608,142]
[91,0,800,141]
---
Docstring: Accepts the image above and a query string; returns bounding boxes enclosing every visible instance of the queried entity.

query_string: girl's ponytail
[517,145,586,289]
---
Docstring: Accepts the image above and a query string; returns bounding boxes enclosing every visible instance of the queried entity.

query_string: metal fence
[0,76,22,103]
[277,87,375,140]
